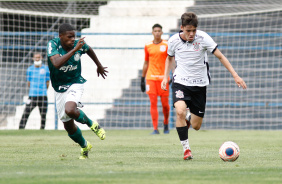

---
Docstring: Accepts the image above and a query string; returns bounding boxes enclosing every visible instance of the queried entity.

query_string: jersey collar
[179,30,196,44]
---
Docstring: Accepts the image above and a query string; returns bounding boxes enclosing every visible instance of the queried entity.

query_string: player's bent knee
[191,121,202,130]
[193,125,201,131]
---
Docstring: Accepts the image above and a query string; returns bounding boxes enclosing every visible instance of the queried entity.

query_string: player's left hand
[140,77,146,92]
[97,66,108,79]
[234,76,247,89]
[161,78,168,91]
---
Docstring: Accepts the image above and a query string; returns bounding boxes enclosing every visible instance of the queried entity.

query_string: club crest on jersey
[39,68,46,75]
[175,90,184,98]
[74,53,80,61]
[160,45,166,52]
[193,42,200,51]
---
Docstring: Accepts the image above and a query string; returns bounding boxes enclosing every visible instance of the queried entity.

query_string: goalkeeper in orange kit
[141,24,170,134]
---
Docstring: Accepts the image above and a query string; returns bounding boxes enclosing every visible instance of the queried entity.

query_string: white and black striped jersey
[168,30,217,87]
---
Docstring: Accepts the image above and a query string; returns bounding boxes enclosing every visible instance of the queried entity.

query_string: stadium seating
[1,0,281,130]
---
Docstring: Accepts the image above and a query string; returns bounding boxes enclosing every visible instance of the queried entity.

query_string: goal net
[0,0,281,130]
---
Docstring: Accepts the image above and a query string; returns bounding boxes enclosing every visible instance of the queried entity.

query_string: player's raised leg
[65,101,106,140]
[190,113,203,131]
[185,108,191,129]
[90,120,106,140]
[74,107,105,140]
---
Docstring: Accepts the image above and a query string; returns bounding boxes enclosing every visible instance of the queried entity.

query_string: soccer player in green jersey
[47,23,108,159]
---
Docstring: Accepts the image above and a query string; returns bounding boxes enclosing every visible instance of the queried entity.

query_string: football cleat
[183,149,193,160]
[79,141,92,159]
[163,124,169,134]
[91,121,106,140]
[150,129,160,135]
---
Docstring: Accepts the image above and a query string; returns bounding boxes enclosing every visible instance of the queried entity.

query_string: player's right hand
[161,78,168,91]
[75,37,85,51]
[140,77,146,92]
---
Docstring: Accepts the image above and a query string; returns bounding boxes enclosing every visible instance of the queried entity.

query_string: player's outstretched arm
[161,56,174,90]
[87,47,108,79]
[213,49,247,89]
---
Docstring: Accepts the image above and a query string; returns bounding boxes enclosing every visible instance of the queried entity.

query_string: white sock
[180,139,190,152]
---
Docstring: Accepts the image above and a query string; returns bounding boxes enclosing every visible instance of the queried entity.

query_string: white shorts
[55,83,84,122]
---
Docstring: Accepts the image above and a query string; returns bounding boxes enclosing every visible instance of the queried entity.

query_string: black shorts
[172,82,206,118]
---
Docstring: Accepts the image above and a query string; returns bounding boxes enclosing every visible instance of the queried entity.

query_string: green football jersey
[47,37,89,92]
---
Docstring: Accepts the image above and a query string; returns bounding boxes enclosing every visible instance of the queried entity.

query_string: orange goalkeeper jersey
[144,40,168,81]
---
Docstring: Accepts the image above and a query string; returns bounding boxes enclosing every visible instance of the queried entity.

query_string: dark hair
[59,23,75,34]
[152,23,162,30]
[181,12,198,27]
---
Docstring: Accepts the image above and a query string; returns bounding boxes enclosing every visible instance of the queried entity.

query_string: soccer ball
[219,141,240,162]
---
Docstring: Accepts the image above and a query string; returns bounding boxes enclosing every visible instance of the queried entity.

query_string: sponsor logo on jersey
[58,85,70,91]
[59,65,78,72]
[190,79,206,85]
[180,77,207,85]
[175,90,184,98]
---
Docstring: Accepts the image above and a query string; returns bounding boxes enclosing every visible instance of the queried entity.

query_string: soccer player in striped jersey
[47,23,108,159]
[141,24,170,134]
[161,13,247,160]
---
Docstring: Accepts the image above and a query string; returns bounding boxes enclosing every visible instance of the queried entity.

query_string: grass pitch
[0,129,281,184]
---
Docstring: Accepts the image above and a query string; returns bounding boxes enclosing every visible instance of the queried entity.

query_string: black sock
[176,126,188,141]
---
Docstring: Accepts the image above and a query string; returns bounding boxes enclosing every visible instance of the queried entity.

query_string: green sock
[68,127,87,148]
[75,109,93,127]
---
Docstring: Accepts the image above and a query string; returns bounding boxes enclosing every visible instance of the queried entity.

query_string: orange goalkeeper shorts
[146,80,169,96]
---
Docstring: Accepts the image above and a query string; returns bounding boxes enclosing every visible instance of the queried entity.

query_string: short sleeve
[45,66,50,81]
[47,40,59,57]
[82,43,90,53]
[72,40,90,54]
[27,67,31,82]
[144,45,149,61]
[167,37,175,57]
[202,32,217,53]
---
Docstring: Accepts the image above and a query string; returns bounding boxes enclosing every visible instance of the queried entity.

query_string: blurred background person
[141,24,170,134]
[19,52,50,129]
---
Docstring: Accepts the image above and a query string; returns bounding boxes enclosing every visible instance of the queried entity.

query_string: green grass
[0,129,281,184]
